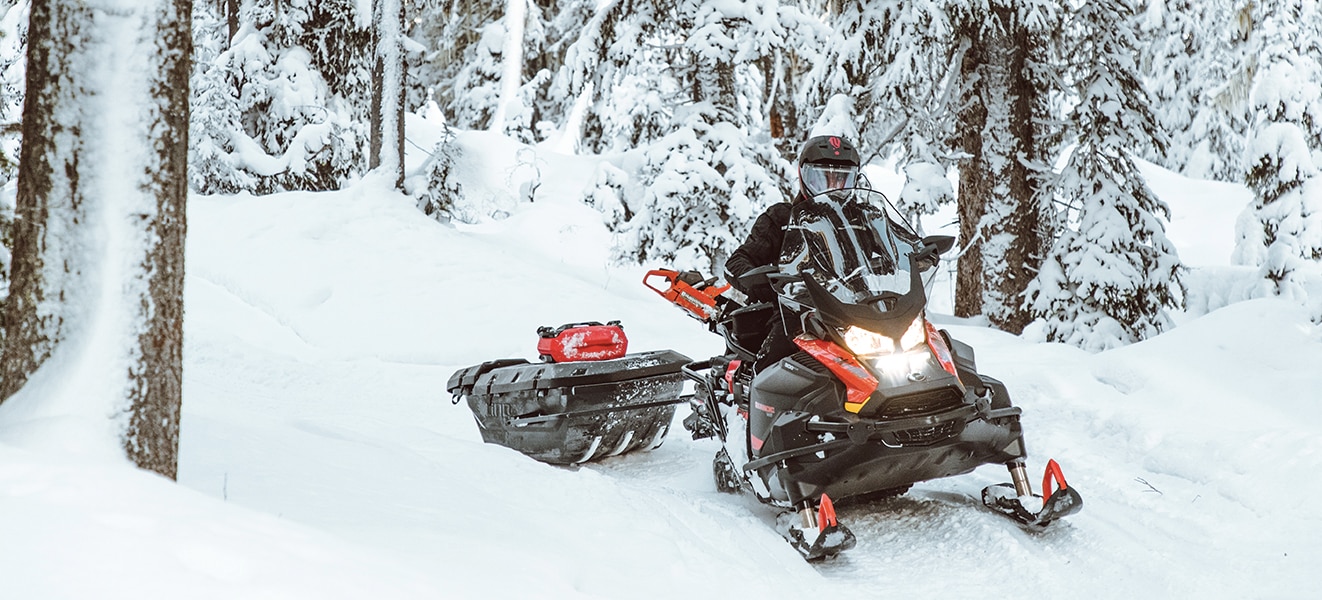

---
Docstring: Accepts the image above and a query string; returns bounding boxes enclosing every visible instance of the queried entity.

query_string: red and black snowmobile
[645,187,1082,561]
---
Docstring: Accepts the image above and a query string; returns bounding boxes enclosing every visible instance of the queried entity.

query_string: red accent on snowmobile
[817,494,839,528]
[1042,458,1069,499]
[924,320,963,386]
[793,335,878,412]
[750,433,764,452]
[724,359,742,390]
[536,322,628,363]
[643,269,730,322]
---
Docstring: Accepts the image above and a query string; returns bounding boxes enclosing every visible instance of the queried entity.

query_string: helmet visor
[801,163,859,196]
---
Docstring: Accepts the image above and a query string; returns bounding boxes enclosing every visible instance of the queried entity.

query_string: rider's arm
[725,203,790,301]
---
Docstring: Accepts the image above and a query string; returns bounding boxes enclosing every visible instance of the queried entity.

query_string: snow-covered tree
[0,2,27,317]
[801,1,958,169]
[1027,0,1183,351]
[555,0,673,155]
[0,1,24,182]
[1234,0,1322,299]
[1140,0,1252,182]
[412,0,592,143]
[370,0,405,187]
[412,111,465,222]
[557,0,791,273]
[189,0,369,194]
[1,0,189,478]
[951,1,1066,334]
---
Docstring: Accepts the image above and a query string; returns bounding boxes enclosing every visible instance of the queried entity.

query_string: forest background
[0,0,1319,373]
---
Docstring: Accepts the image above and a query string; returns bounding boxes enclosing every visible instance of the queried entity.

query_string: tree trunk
[226,0,238,47]
[1,0,90,401]
[952,8,1045,333]
[1,0,190,480]
[370,0,405,188]
[490,0,525,134]
[954,24,986,319]
[990,10,1044,335]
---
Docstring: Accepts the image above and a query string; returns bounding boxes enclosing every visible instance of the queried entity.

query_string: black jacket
[725,201,793,302]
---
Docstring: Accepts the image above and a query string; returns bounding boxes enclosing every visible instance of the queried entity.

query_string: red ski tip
[1042,458,1069,499]
[817,494,839,528]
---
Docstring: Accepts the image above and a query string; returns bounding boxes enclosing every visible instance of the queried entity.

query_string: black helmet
[797,135,861,198]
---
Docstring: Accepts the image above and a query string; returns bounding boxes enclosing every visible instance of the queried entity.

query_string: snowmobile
[644,187,1082,561]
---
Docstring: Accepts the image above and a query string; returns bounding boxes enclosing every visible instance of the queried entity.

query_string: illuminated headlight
[842,326,892,356]
[898,316,927,351]
[842,317,927,357]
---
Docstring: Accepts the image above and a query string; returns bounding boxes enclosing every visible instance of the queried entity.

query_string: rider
[724,135,862,372]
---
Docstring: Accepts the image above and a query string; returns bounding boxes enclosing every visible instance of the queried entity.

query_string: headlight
[842,326,892,356]
[842,316,927,357]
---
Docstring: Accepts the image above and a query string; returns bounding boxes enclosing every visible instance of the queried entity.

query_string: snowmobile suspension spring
[799,503,818,529]
[1009,461,1033,497]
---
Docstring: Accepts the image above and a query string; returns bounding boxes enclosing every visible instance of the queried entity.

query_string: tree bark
[125,0,191,480]
[370,0,405,188]
[952,7,1045,333]
[1,0,90,401]
[953,24,986,319]
[226,0,238,47]
[1,0,189,480]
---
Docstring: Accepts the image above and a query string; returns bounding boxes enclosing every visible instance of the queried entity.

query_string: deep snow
[1,119,1320,598]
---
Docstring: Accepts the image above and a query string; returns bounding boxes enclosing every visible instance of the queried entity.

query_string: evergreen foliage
[412,0,592,143]
[801,2,956,168]
[0,2,25,315]
[414,119,465,222]
[559,0,791,272]
[188,0,369,195]
[1235,0,1322,299]
[1027,0,1183,351]
[1140,0,1252,181]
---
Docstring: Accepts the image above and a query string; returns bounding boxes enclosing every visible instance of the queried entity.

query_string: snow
[3,125,1321,597]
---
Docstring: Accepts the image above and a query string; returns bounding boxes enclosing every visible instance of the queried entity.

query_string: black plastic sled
[447,349,691,465]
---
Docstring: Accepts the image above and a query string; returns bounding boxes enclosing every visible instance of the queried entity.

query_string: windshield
[782,188,922,306]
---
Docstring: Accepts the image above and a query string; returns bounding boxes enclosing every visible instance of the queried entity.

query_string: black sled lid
[447,350,690,398]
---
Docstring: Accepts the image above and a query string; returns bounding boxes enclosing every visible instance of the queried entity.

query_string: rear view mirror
[912,235,956,271]
[922,235,956,256]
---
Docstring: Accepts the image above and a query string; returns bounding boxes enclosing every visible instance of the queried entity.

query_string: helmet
[797,135,861,198]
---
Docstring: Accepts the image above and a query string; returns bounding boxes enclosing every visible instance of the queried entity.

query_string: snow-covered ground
[2,121,1320,598]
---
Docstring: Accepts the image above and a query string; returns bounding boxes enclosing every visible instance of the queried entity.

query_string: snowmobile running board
[503,396,692,426]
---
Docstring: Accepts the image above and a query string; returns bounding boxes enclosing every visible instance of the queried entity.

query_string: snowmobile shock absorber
[1008,460,1033,497]
[798,501,818,529]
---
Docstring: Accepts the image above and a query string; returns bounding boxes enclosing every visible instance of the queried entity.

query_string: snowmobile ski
[778,495,856,561]
[982,459,1083,530]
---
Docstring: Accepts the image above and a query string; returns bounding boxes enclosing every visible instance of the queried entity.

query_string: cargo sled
[447,348,691,465]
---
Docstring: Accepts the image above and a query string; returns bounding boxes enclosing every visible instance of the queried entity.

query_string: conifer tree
[1235,0,1322,299]
[1027,0,1183,351]
[1140,0,1251,182]
[558,0,791,272]
[951,1,1064,334]
[188,0,369,194]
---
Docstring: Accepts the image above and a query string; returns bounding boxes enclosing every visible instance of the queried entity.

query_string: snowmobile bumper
[447,350,691,465]
[745,405,1027,506]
